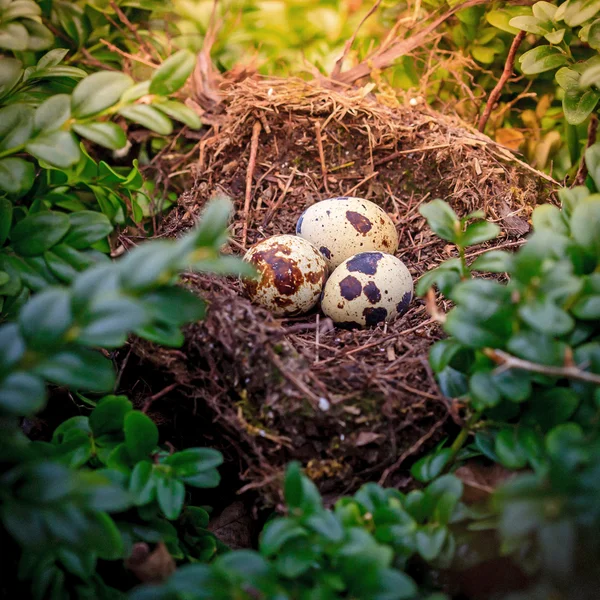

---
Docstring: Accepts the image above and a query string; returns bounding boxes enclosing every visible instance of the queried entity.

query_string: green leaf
[0,22,28,51]
[469,371,501,409]
[0,104,34,152]
[461,221,500,246]
[508,331,567,366]
[63,211,113,249]
[73,122,127,150]
[573,294,600,318]
[260,517,307,556]
[429,338,464,372]
[415,260,463,297]
[18,288,72,349]
[492,369,532,403]
[35,349,116,392]
[416,525,448,561]
[71,71,133,118]
[564,0,600,27]
[305,511,344,542]
[57,548,96,579]
[149,49,196,96]
[90,395,133,436]
[419,200,459,243]
[470,250,512,273]
[411,448,451,483]
[518,297,575,336]
[494,428,529,469]
[143,287,206,326]
[525,388,579,429]
[21,19,53,51]
[121,80,151,103]
[129,461,156,505]
[77,295,147,348]
[153,100,201,129]
[118,105,173,135]
[487,7,530,34]
[563,88,600,125]
[165,448,223,476]
[26,130,81,169]
[11,211,70,256]
[0,57,23,99]
[124,411,159,462]
[284,461,304,509]
[87,512,124,560]
[0,157,34,196]
[37,49,69,69]
[0,372,46,416]
[519,46,568,74]
[156,476,185,520]
[509,15,552,35]
[571,197,600,256]
[444,307,505,348]
[533,1,559,20]
[34,94,71,132]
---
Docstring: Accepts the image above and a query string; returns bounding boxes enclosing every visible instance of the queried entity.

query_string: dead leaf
[125,542,175,584]
[455,461,514,504]
[495,128,525,151]
[356,431,385,446]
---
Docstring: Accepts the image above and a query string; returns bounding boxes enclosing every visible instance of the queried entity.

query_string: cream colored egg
[296,197,399,269]
[321,252,413,327]
[242,235,328,316]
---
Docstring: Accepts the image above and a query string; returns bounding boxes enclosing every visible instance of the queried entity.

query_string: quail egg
[242,235,328,316]
[321,251,413,327]
[296,197,399,269]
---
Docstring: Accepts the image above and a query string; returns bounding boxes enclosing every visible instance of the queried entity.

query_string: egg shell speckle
[242,235,328,316]
[321,251,413,327]
[296,197,399,269]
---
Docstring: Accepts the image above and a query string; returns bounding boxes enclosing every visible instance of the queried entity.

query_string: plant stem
[0,145,25,160]
[447,411,482,465]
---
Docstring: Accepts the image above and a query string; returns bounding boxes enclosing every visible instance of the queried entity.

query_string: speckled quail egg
[242,235,328,316]
[296,197,399,269]
[321,251,413,328]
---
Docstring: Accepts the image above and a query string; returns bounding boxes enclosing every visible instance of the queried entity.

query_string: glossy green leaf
[0,104,34,152]
[73,122,127,150]
[118,105,173,135]
[564,0,600,27]
[89,395,133,436]
[518,297,575,336]
[18,288,72,348]
[260,517,307,556]
[461,220,500,246]
[129,461,156,506]
[419,200,459,242]
[35,348,115,392]
[63,211,113,249]
[71,71,133,118]
[156,476,185,520]
[26,130,81,169]
[0,371,46,416]
[519,45,568,74]
[154,100,202,129]
[34,94,71,132]
[0,157,35,196]
[571,197,600,256]
[11,211,70,256]
[149,50,196,96]
[124,411,159,462]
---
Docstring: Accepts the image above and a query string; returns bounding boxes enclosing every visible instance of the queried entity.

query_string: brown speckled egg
[242,235,328,316]
[321,252,413,328]
[296,197,399,269]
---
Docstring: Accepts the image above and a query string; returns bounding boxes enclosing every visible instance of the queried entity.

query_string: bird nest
[133,76,554,506]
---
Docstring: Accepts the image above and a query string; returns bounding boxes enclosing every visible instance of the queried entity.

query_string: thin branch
[331,0,384,78]
[241,120,262,248]
[478,30,526,132]
[99,39,159,68]
[315,120,329,194]
[574,114,598,186]
[333,0,490,85]
[485,349,600,386]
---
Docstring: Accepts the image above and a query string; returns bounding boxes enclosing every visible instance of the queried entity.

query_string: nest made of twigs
[133,76,554,506]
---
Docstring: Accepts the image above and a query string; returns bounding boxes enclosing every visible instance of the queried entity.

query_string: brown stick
[315,121,329,194]
[331,0,384,78]
[574,114,598,186]
[262,168,297,227]
[333,0,489,85]
[142,383,178,413]
[485,349,600,386]
[241,120,262,248]
[478,30,526,132]
[110,1,157,60]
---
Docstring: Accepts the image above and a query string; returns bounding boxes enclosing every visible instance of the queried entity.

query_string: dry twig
[241,120,262,247]
[478,31,526,132]
[486,349,600,386]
